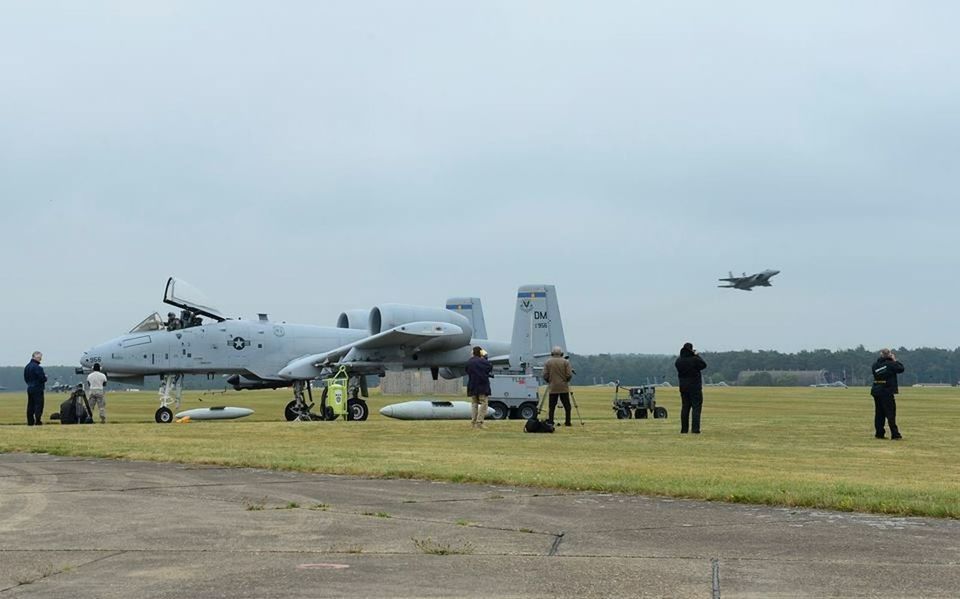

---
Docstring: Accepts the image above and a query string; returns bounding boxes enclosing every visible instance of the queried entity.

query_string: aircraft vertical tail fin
[510,285,566,371]
[445,297,487,339]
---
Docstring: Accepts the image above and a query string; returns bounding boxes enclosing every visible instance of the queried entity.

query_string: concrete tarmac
[0,453,957,598]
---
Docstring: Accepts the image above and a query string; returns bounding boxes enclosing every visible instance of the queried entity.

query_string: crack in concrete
[711,558,720,599]
[0,550,125,594]
[0,549,957,567]
[394,492,575,505]
[548,531,565,556]
[0,466,247,480]
[0,479,311,496]
[583,520,796,534]
[341,511,560,537]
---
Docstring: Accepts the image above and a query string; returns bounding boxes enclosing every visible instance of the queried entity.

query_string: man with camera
[543,346,574,427]
[675,342,707,434]
[465,346,493,429]
[871,348,905,440]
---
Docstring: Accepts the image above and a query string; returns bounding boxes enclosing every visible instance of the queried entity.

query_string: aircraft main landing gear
[284,376,369,422]
[285,381,320,421]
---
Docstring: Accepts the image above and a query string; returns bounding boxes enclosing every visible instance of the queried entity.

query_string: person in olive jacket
[23,351,48,426]
[674,342,707,434]
[465,346,493,429]
[543,346,574,426]
[871,348,905,440]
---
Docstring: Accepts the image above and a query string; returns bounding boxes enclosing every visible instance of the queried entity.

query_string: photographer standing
[871,348,905,440]
[675,342,707,434]
[465,346,493,429]
[543,347,573,427]
[23,351,47,426]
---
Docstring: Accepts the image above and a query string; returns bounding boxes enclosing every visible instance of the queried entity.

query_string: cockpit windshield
[163,277,226,322]
[129,312,164,333]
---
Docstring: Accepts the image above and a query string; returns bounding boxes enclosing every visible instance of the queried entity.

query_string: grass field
[1,385,957,518]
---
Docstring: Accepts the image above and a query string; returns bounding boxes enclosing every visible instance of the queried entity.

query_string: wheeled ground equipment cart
[612,383,668,420]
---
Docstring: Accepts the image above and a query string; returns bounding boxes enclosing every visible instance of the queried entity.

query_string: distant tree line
[2,346,959,391]
[567,346,960,387]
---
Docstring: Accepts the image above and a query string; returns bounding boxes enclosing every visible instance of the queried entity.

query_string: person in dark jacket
[23,351,48,426]
[465,346,493,429]
[674,342,707,434]
[871,348,905,440]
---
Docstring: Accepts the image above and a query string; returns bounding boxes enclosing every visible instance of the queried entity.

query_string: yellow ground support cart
[323,366,350,420]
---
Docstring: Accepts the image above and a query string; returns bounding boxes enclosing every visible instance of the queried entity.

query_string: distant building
[737,370,828,386]
[380,370,463,395]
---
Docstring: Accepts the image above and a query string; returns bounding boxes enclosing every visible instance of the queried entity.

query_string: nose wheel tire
[155,407,173,424]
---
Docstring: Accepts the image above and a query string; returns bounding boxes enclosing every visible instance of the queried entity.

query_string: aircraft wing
[487,353,511,365]
[487,351,551,366]
[278,321,465,379]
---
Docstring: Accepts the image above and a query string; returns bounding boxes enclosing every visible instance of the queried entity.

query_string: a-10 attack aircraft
[717,269,780,291]
[79,278,566,423]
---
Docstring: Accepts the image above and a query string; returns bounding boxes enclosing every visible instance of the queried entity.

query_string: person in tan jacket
[542,346,573,426]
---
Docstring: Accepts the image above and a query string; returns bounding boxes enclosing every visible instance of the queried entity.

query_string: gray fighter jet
[718,269,780,291]
[79,278,566,424]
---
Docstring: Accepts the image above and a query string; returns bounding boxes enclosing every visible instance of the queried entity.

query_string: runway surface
[1,453,957,598]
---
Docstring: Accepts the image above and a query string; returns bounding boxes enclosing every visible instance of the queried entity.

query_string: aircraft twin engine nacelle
[336,309,369,330]
[371,304,474,352]
[438,367,465,380]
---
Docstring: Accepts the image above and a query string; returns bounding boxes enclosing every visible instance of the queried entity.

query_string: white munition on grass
[379,400,495,420]
[174,407,254,421]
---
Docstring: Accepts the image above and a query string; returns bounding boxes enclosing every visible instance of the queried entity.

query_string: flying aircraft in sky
[717,269,781,291]
[79,278,566,423]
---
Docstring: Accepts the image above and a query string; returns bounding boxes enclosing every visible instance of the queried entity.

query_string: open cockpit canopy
[163,277,226,322]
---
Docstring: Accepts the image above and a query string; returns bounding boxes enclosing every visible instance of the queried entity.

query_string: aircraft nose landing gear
[156,407,174,423]
[156,374,183,424]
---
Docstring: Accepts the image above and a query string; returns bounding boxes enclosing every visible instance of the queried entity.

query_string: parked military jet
[79,278,566,424]
[49,381,74,393]
[718,269,780,291]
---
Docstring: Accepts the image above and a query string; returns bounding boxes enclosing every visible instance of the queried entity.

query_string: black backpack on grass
[524,418,554,433]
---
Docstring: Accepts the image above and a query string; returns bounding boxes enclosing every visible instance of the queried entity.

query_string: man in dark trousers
[23,351,48,426]
[465,346,493,429]
[675,342,707,434]
[543,346,574,426]
[871,348,905,440]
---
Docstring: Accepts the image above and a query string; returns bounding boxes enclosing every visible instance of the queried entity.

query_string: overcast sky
[1,1,957,366]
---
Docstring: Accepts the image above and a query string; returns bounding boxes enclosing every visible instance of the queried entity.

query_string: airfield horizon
[1,386,957,519]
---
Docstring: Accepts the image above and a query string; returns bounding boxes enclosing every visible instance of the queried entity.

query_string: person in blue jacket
[24,351,48,426]
[465,346,493,429]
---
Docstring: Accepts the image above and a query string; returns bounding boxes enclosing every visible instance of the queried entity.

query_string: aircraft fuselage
[80,320,369,380]
[81,320,511,382]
